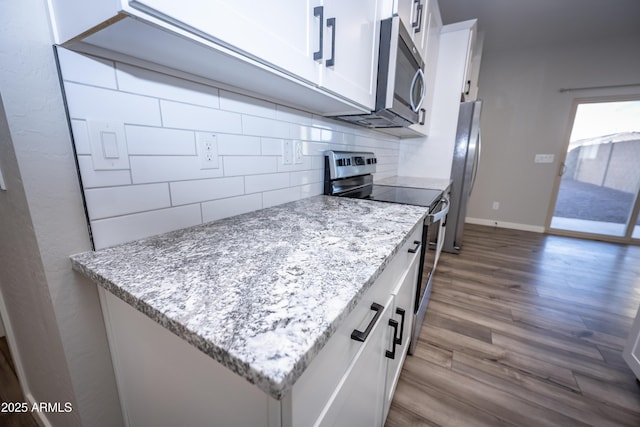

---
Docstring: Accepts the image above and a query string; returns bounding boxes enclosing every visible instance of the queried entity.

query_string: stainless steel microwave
[332,16,426,128]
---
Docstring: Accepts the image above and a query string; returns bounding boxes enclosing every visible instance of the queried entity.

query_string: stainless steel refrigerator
[443,100,482,254]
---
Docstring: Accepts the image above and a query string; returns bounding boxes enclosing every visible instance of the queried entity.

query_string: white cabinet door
[315,296,393,427]
[407,0,441,135]
[319,0,380,109]
[129,0,320,84]
[383,249,419,421]
[397,0,428,52]
[623,305,640,380]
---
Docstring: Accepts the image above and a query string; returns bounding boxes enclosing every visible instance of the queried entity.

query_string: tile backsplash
[57,48,401,249]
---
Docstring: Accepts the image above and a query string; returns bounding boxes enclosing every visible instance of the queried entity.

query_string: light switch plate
[88,120,129,170]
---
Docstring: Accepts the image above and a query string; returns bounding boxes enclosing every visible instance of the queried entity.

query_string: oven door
[409,197,449,354]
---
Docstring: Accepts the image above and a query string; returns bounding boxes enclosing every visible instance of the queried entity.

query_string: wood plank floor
[0,337,38,427]
[386,224,640,427]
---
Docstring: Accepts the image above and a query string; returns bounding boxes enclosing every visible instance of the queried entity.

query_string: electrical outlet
[492,201,500,210]
[282,141,293,165]
[197,132,219,169]
[294,141,303,164]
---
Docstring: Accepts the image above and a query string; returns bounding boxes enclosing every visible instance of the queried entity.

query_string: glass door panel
[550,99,640,240]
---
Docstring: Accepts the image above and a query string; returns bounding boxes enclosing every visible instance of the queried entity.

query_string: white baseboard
[465,217,545,233]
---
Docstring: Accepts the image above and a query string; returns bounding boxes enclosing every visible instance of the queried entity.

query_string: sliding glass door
[548,97,640,242]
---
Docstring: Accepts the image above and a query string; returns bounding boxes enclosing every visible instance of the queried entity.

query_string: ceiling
[438,0,640,54]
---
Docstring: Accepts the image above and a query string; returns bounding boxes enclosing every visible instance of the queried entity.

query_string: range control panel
[325,150,377,180]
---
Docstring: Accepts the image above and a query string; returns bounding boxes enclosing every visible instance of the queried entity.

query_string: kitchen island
[71,195,428,426]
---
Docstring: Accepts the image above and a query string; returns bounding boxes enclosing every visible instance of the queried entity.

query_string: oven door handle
[427,198,449,223]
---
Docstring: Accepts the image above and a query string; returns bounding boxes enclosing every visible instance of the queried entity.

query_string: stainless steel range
[324,150,449,354]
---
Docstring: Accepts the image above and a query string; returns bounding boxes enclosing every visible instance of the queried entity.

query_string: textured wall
[0,1,123,426]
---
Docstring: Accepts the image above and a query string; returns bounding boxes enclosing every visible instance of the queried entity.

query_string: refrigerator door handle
[470,131,481,193]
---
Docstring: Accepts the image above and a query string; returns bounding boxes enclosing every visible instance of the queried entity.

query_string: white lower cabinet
[315,296,392,427]
[383,246,420,420]
[99,224,422,427]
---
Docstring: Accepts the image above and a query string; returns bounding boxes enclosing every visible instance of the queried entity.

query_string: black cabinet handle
[419,108,426,126]
[411,0,421,28]
[326,17,336,67]
[351,302,383,342]
[464,79,471,95]
[408,240,421,253]
[395,308,406,345]
[386,319,399,359]
[414,1,424,34]
[313,6,324,61]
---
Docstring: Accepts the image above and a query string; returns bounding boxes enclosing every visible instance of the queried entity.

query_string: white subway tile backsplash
[161,100,242,134]
[130,156,224,184]
[201,193,263,223]
[242,115,290,138]
[245,173,290,194]
[64,82,162,125]
[300,182,324,198]
[260,138,285,156]
[126,126,196,155]
[57,48,117,89]
[116,63,219,108]
[290,169,323,186]
[276,156,313,173]
[84,183,170,220]
[170,176,244,206]
[223,156,278,177]
[219,90,276,118]
[77,156,132,188]
[263,187,302,208]
[216,134,261,156]
[58,51,401,248]
[276,105,313,125]
[91,204,202,249]
[291,125,323,141]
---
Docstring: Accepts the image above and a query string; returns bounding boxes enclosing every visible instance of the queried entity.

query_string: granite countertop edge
[70,196,427,400]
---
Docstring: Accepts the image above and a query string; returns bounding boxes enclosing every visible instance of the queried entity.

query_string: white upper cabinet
[129,0,320,84]
[319,0,381,109]
[47,0,383,115]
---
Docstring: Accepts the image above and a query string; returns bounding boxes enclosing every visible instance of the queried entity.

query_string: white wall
[0,1,122,426]
[467,35,640,229]
[57,49,402,249]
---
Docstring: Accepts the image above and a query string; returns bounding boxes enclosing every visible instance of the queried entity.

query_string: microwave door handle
[409,68,426,112]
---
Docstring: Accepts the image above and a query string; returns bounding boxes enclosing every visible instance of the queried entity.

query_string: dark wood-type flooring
[0,337,38,427]
[2,225,639,426]
[386,224,640,426]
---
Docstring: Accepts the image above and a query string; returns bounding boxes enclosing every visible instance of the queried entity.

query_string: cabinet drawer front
[315,296,393,427]
[288,223,422,425]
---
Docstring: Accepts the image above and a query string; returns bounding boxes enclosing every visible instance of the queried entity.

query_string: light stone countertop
[70,195,427,400]
[376,175,452,192]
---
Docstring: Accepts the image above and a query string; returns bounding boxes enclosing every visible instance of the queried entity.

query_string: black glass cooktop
[368,185,443,209]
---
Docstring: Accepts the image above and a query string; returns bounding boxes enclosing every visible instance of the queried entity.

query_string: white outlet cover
[197,132,219,169]
[88,120,129,170]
